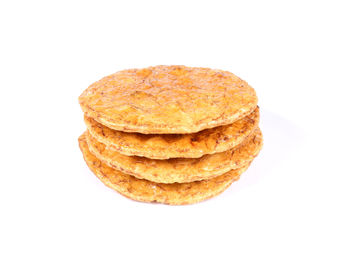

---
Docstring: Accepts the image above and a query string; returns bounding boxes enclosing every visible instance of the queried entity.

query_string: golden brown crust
[85,128,262,183]
[79,65,257,134]
[79,133,249,205]
[85,107,260,159]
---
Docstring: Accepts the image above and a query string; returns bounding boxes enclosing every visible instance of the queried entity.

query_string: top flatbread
[79,65,257,134]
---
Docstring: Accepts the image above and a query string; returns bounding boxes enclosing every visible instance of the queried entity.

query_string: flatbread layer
[85,107,259,159]
[85,128,262,183]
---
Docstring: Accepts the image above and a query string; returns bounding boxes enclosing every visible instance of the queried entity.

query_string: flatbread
[85,128,262,183]
[85,107,259,159]
[79,133,249,205]
[79,65,257,134]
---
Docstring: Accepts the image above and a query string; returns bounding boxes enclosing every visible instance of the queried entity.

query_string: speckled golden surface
[85,128,262,183]
[79,65,257,134]
[79,133,249,205]
[85,107,259,159]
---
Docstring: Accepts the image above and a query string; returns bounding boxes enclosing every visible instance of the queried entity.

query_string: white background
[1,0,349,254]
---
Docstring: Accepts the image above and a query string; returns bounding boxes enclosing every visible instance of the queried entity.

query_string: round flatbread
[79,133,249,205]
[85,128,262,183]
[85,107,259,159]
[79,65,257,134]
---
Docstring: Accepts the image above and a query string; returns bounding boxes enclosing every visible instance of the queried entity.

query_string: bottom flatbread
[79,133,249,205]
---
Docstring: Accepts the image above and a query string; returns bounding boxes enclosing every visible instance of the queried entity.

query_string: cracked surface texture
[79,65,258,134]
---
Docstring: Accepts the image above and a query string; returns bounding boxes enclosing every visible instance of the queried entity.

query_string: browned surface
[85,107,260,159]
[79,133,249,205]
[85,128,262,183]
[79,65,257,134]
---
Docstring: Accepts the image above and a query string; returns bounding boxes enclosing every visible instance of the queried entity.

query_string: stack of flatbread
[78,65,262,205]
